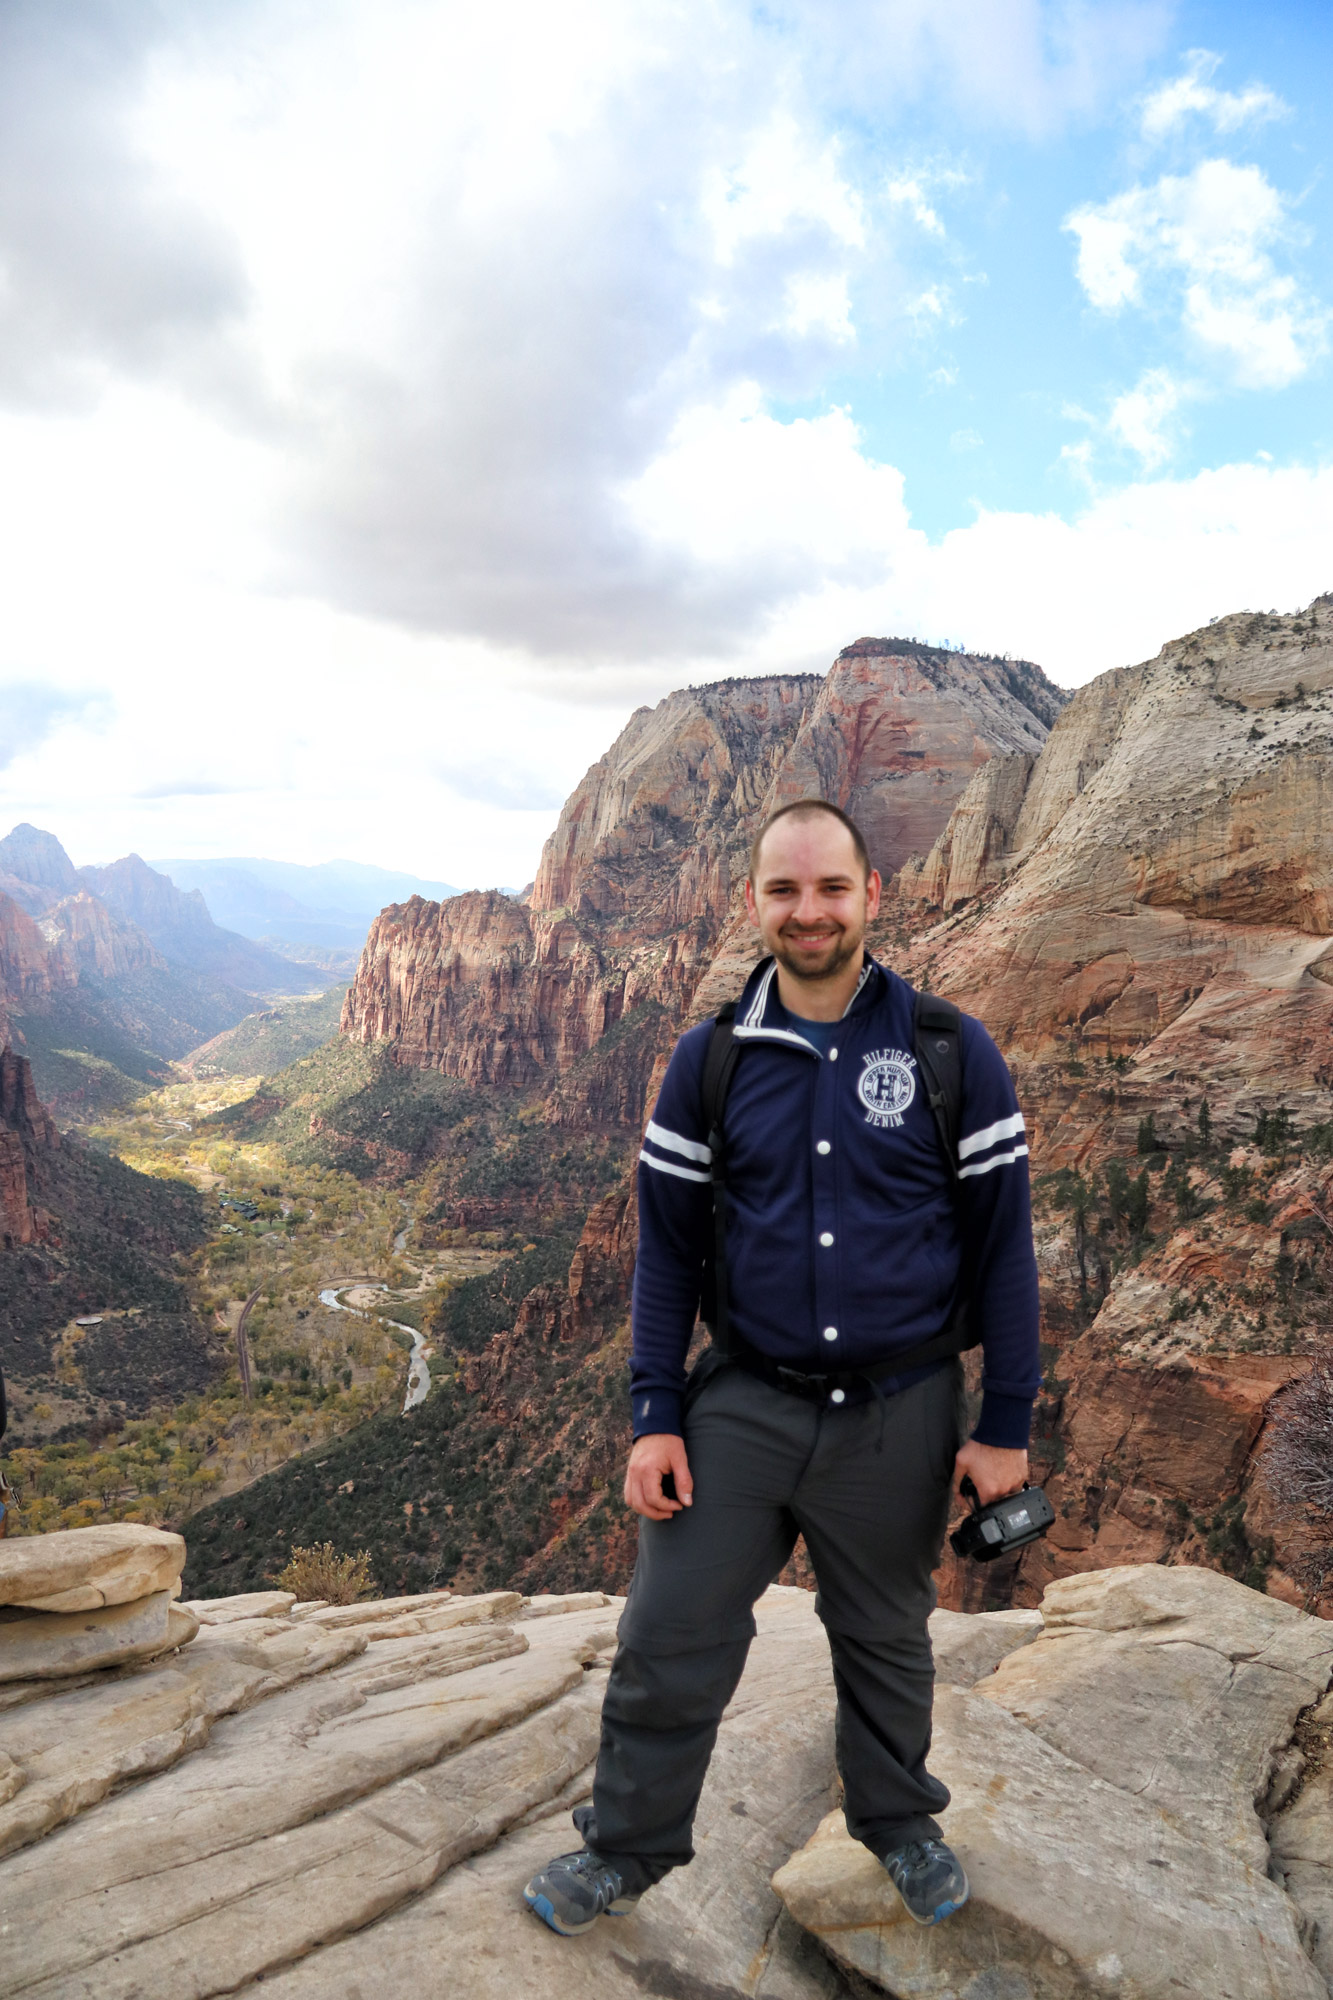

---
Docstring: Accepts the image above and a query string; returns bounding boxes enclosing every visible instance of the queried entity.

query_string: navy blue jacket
[631,954,1042,1450]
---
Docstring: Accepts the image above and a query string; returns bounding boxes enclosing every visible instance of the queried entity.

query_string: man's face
[744,814,881,983]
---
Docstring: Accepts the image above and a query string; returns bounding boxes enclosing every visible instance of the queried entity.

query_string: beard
[770,919,864,984]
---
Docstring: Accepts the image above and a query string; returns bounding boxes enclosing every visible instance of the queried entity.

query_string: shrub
[269,1541,378,1604]
[1263,1357,1333,1594]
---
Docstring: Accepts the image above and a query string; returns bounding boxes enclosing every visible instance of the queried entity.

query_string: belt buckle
[777,1364,828,1402]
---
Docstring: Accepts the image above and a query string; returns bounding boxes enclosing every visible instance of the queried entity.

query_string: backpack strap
[913,990,962,1182]
[700,1002,743,1355]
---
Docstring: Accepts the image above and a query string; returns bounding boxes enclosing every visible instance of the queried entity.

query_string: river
[318,1284,431,1415]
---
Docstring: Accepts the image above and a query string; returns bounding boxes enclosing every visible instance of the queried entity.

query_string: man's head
[745,801,880,985]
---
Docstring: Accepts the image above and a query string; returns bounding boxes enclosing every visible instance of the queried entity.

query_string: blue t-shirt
[787,1013,840,1055]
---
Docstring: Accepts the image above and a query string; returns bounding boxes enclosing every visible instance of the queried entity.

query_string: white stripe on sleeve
[957,1111,1026,1161]
[639,1148,711,1184]
[644,1119,711,1164]
[957,1144,1029,1180]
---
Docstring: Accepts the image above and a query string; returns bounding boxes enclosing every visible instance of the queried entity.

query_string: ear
[744,878,760,928]
[865,868,882,921]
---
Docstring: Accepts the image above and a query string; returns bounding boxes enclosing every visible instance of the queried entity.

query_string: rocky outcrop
[0,1521,184,1612]
[2,1558,1329,1998]
[0,1046,57,1249]
[898,749,1034,909]
[532,674,821,930]
[80,851,316,993]
[765,640,1059,877]
[566,1176,638,1335]
[775,1564,1333,2000]
[37,888,163,979]
[0,1524,194,1685]
[0,824,80,911]
[343,891,630,1089]
[906,596,1333,1063]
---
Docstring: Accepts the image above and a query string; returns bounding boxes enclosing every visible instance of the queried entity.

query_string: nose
[793,884,827,926]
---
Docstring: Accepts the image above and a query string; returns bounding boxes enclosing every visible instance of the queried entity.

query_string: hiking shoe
[523,1848,640,1936]
[881,1838,969,1924]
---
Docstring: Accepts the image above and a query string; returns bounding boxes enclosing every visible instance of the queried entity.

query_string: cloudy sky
[0,0,1329,888]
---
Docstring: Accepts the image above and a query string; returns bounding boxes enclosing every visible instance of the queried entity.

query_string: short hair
[748,799,872,883]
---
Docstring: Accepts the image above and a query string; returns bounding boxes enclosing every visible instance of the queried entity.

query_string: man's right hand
[624,1433,694,1521]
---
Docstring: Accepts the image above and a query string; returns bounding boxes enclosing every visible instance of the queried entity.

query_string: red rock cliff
[0,1045,57,1248]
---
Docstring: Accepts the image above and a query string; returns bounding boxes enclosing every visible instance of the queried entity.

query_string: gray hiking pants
[574,1352,966,1891]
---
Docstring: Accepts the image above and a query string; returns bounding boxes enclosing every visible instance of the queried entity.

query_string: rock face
[774,1564,1333,2000]
[765,641,1058,875]
[343,646,1062,1120]
[897,750,1035,909]
[885,597,1333,1614]
[907,598,1333,1063]
[0,1589,200,1683]
[0,1046,57,1249]
[1,1562,1328,1999]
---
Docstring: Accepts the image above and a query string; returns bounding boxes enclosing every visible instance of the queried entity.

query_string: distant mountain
[77,853,318,996]
[149,857,458,951]
[0,826,326,1116]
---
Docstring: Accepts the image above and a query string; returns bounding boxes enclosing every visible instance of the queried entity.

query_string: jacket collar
[732,951,883,1052]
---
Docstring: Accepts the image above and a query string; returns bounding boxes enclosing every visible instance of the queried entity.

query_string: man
[525,798,1040,1936]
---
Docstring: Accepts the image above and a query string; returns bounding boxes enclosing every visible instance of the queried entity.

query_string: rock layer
[0,1522,186,1613]
[2,1567,1328,1999]
[774,1564,1333,2000]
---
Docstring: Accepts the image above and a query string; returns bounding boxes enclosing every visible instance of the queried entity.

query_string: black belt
[725,1337,950,1408]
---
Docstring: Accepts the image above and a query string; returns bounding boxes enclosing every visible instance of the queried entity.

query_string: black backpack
[698,986,978,1375]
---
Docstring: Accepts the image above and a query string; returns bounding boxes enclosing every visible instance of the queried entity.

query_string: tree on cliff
[1265,1356,1333,1593]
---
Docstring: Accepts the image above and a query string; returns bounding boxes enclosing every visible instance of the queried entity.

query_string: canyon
[292,605,1333,1617]
[8,604,1332,1627]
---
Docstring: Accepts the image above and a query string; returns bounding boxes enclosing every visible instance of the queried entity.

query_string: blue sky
[825,1,1333,549]
[0,1,1329,884]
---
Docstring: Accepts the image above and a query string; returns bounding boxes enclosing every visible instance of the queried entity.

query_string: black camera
[949,1478,1054,1563]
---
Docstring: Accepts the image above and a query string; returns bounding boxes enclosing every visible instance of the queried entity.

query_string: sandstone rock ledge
[775,1565,1333,2000]
[0,1560,1329,1999]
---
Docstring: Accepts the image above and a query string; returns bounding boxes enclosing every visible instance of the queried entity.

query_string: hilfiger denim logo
[857,1047,917,1128]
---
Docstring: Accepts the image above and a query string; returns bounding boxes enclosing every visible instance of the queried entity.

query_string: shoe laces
[564,1849,622,1896]
[893,1838,948,1875]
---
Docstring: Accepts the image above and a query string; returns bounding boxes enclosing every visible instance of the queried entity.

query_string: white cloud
[1106,367,1186,468]
[1066,159,1326,388]
[1140,50,1287,143]
[702,115,866,267]
[2,0,1326,891]
[886,176,946,236]
[782,271,855,343]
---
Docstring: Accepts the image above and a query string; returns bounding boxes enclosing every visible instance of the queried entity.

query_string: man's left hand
[953,1438,1028,1507]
